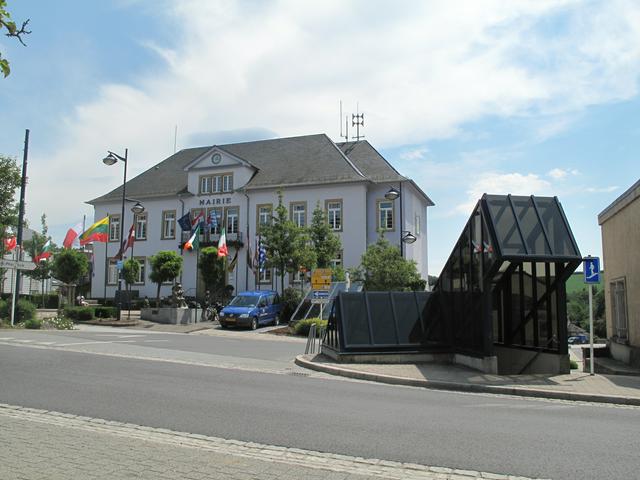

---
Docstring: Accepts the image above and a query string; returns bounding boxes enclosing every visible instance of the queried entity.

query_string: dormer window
[200,173,233,194]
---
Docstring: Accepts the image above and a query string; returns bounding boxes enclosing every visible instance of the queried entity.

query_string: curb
[295,355,640,406]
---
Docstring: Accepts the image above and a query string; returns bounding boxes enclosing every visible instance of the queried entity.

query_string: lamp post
[384,183,416,258]
[102,149,128,320]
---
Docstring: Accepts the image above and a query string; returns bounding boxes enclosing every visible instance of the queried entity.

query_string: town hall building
[88,134,434,301]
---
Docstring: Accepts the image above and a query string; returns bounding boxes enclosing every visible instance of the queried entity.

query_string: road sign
[0,258,36,271]
[311,268,332,291]
[116,260,124,270]
[583,257,600,284]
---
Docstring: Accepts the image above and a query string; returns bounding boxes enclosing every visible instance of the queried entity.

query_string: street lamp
[402,231,417,244]
[102,149,128,320]
[384,183,416,257]
[131,201,144,215]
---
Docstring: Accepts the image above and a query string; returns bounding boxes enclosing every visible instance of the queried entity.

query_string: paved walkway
[0,404,542,480]
[296,354,640,406]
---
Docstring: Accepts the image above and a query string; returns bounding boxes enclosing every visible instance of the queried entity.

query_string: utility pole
[13,129,29,317]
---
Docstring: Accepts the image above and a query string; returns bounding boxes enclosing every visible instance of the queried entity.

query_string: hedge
[63,306,94,321]
[0,299,36,322]
[293,318,328,337]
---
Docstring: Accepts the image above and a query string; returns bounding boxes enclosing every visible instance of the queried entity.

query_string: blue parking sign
[583,257,600,284]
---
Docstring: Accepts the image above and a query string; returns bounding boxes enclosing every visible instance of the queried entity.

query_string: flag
[63,222,83,249]
[258,240,267,272]
[246,232,254,272]
[184,225,200,251]
[4,235,16,252]
[209,210,218,229]
[217,227,228,257]
[79,216,109,245]
[177,213,191,231]
[227,249,238,272]
[34,240,53,263]
[116,224,135,259]
[191,211,204,229]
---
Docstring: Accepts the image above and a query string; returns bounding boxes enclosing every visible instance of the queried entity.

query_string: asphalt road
[0,329,638,479]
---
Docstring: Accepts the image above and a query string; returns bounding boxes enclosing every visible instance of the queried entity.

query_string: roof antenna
[173,125,178,153]
[339,100,349,143]
[352,102,364,141]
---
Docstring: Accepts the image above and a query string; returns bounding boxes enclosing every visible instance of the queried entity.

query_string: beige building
[598,179,640,367]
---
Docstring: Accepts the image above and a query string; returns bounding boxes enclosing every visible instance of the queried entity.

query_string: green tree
[23,214,55,307]
[149,251,183,307]
[0,155,22,281]
[198,246,225,296]
[260,191,307,293]
[52,249,89,305]
[567,286,606,338]
[309,202,341,268]
[122,258,140,295]
[351,238,423,291]
[0,1,31,77]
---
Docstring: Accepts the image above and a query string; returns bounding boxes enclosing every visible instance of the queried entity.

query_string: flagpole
[103,241,108,301]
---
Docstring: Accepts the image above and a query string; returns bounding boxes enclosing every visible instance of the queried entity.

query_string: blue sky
[1,0,638,274]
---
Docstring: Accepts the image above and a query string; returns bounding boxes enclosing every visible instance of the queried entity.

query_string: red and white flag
[4,236,17,252]
[34,240,53,263]
[217,228,228,257]
[116,224,135,259]
[63,222,83,249]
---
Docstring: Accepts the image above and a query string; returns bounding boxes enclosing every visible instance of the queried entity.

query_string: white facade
[89,136,432,300]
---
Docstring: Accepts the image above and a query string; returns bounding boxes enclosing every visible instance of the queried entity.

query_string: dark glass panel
[341,294,370,346]
[368,293,398,345]
[535,198,576,256]
[512,196,551,255]
[393,293,422,344]
[486,196,526,255]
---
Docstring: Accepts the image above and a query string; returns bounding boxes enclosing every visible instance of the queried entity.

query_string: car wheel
[220,322,228,329]
[273,315,280,326]
[251,317,258,330]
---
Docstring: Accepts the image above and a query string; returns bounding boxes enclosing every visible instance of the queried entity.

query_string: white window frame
[135,213,147,240]
[109,215,121,242]
[223,174,233,193]
[133,257,146,284]
[378,200,394,231]
[226,207,239,234]
[107,259,119,285]
[326,200,342,231]
[291,202,306,228]
[259,268,272,284]
[162,210,176,239]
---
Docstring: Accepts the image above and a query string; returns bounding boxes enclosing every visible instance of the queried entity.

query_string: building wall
[366,181,429,278]
[89,153,431,300]
[601,193,640,350]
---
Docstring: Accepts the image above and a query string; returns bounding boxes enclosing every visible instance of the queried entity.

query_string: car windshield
[228,295,258,307]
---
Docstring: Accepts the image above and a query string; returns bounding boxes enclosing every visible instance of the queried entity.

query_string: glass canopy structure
[324,194,582,373]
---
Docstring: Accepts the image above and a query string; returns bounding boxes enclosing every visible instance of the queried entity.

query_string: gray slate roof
[89,134,432,205]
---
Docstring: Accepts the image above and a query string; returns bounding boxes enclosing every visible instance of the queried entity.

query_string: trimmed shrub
[294,318,328,337]
[18,299,37,321]
[94,306,117,318]
[23,318,42,329]
[63,306,94,321]
[0,299,7,319]
[281,287,303,323]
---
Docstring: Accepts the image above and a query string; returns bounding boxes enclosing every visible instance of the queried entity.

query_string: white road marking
[142,340,169,343]
[95,334,145,338]
[54,340,137,347]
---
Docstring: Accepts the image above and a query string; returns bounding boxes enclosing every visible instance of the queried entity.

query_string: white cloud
[400,147,429,161]
[586,186,619,193]
[454,172,553,215]
[548,167,580,180]
[23,0,640,233]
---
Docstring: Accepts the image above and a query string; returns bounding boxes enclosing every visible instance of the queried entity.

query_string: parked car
[568,334,589,344]
[218,291,282,330]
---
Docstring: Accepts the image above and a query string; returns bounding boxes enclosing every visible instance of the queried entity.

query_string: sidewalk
[0,404,542,480]
[295,354,640,406]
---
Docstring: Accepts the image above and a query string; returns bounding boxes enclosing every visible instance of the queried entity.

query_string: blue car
[219,291,282,330]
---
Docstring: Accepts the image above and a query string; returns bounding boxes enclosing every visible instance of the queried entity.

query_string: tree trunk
[156,283,161,308]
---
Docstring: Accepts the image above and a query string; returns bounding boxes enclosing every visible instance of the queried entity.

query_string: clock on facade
[211,153,222,165]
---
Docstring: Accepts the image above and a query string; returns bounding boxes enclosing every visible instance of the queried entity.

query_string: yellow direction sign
[311,268,332,291]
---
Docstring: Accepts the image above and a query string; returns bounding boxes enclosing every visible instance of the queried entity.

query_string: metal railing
[304,323,326,355]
